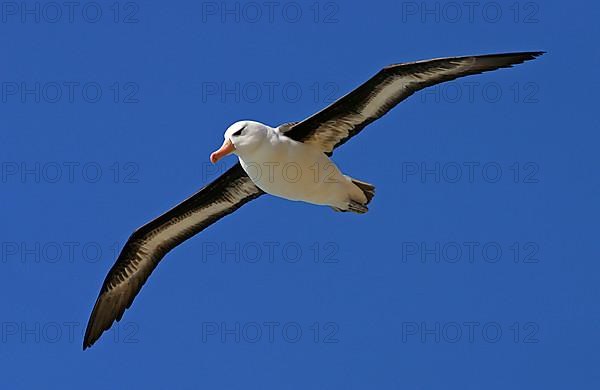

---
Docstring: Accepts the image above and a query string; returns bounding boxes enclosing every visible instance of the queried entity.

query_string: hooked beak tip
[210,139,235,164]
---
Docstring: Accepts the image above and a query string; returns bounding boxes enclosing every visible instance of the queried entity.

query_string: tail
[331,178,376,214]
[351,178,375,205]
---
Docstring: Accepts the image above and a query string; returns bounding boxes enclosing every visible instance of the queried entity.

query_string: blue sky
[1,0,598,389]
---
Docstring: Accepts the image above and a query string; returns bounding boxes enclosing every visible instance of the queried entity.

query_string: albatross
[84,51,544,349]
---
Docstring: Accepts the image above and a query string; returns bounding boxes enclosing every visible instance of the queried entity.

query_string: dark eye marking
[232,125,247,137]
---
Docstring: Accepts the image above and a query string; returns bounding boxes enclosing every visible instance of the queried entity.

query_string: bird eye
[232,126,246,137]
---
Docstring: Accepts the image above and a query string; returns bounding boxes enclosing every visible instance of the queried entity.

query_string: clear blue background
[1,1,598,389]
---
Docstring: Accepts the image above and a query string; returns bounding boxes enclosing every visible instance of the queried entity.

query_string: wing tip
[82,317,113,350]
[499,50,545,57]
[82,309,120,350]
[507,50,546,61]
[462,50,547,65]
[82,290,122,351]
[82,309,104,350]
[495,50,546,68]
[82,331,96,350]
[384,50,546,70]
[82,325,107,350]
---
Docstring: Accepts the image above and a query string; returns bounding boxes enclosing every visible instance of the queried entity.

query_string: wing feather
[285,52,544,153]
[83,163,263,349]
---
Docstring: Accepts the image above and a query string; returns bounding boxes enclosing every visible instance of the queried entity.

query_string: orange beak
[210,138,236,164]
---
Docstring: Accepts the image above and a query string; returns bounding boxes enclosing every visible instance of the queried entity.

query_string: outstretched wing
[284,52,544,154]
[83,163,263,349]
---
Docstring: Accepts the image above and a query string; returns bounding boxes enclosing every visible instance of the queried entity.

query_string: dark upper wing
[284,52,544,154]
[83,163,263,349]
[276,122,299,132]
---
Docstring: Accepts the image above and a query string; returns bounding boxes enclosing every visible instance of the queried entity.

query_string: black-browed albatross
[84,51,544,349]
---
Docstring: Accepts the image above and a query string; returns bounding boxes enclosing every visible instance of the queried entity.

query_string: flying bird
[84,51,544,349]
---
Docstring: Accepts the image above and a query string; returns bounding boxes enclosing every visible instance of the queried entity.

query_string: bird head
[210,121,268,164]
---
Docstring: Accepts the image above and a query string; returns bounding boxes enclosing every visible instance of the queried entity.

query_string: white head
[210,120,269,163]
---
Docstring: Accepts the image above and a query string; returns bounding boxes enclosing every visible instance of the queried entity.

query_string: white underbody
[236,128,366,210]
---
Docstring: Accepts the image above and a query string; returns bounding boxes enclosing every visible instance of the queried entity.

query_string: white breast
[238,131,353,207]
